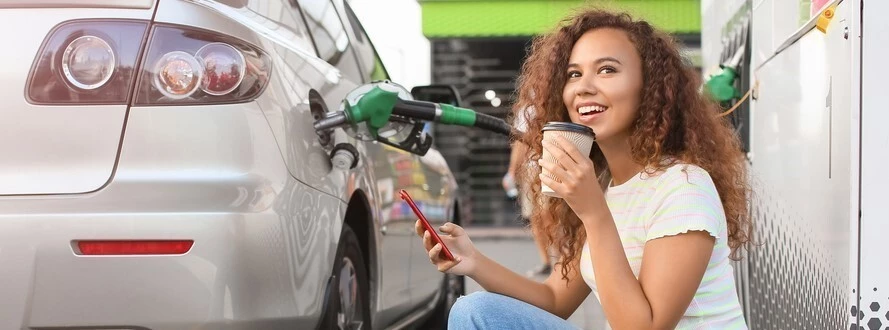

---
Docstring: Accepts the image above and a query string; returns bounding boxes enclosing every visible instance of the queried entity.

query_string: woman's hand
[538,135,606,218]
[414,221,478,276]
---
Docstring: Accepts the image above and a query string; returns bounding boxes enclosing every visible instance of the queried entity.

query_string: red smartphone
[400,189,455,261]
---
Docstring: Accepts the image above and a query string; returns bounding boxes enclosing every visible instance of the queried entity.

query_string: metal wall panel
[744,1,856,328]
[858,0,889,329]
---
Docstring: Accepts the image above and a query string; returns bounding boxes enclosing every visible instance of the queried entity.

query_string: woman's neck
[597,136,643,186]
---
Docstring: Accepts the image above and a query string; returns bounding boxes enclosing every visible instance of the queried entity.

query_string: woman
[415,8,752,330]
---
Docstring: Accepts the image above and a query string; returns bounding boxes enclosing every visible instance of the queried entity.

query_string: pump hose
[392,99,512,136]
[473,112,512,136]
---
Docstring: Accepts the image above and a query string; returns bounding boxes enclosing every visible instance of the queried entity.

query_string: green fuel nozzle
[314,81,511,155]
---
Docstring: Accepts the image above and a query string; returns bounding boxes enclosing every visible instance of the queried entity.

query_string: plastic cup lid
[542,122,595,137]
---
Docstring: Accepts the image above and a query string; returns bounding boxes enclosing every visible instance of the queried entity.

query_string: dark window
[243,0,314,50]
[342,1,389,81]
[296,0,363,81]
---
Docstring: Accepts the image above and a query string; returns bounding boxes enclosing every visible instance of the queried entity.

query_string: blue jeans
[447,292,580,330]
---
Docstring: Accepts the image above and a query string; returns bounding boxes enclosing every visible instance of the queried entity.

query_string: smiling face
[562,28,644,144]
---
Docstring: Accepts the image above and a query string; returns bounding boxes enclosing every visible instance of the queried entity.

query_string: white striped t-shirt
[579,163,747,329]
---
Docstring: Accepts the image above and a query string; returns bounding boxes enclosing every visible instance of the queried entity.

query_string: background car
[0,0,463,329]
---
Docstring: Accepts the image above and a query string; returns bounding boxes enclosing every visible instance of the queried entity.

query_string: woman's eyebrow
[567,57,623,68]
[595,57,622,65]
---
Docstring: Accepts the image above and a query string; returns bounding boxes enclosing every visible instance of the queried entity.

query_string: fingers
[542,136,595,179]
[438,222,465,237]
[543,138,578,166]
[552,135,588,164]
[419,221,464,251]
[428,243,462,272]
[538,158,572,183]
[418,221,468,273]
[539,173,562,193]
[415,219,424,237]
[428,242,442,262]
[423,231,434,251]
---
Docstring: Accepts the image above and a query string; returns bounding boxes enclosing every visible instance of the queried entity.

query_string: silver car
[0,0,463,329]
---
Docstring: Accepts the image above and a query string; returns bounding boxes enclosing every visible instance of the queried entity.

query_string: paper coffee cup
[541,122,596,198]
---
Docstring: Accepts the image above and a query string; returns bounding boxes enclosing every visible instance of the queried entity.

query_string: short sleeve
[645,166,725,242]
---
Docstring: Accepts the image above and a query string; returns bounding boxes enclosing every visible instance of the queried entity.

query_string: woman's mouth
[578,105,607,122]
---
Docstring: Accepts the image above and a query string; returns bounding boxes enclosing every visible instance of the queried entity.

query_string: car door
[406,148,454,303]
[334,1,455,307]
[296,0,417,324]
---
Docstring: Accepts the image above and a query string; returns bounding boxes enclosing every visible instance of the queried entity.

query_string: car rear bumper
[0,104,346,329]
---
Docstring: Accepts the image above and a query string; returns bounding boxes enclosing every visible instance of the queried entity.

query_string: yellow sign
[816,3,838,33]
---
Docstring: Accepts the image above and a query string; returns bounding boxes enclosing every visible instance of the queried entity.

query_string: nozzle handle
[393,99,437,121]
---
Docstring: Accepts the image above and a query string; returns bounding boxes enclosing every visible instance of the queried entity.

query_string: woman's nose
[574,78,598,96]
[574,79,599,96]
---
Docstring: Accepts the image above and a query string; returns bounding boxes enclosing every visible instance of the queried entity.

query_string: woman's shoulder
[650,162,717,191]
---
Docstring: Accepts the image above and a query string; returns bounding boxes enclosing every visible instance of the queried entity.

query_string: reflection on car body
[0,0,461,329]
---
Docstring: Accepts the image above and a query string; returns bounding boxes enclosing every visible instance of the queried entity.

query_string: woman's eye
[598,66,617,74]
[567,71,581,78]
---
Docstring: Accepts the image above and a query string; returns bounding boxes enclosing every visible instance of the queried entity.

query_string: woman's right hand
[415,221,479,276]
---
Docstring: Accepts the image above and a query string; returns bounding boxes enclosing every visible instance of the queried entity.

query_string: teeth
[578,105,606,114]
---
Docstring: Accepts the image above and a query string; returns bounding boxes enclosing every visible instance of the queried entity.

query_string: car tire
[419,202,465,329]
[421,272,465,330]
[320,225,371,330]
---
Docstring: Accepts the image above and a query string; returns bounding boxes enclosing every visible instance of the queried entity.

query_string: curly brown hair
[513,9,752,280]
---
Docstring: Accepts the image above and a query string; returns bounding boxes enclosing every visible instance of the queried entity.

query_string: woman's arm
[418,221,590,318]
[469,251,591,319]
[582,208,714,329]
[539,136,716,329]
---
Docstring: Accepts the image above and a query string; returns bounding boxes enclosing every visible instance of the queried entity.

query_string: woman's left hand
[538,135,606,218]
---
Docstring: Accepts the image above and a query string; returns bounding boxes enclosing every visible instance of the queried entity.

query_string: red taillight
[152,51,203,99]
[61,36,116,90]
[196,42,246,96]
[76,240,194,255]
[27,20,271,106]
[26,20,149,105]
[133,25,271,105]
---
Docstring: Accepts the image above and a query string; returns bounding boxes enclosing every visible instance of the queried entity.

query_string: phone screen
[399,189,455,261]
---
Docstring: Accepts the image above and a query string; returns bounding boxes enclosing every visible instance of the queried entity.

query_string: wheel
[420,273,465,329]
[418,201,465,329]
[321,225,371,330]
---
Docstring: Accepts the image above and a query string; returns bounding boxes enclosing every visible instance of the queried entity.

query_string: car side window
[295,0,363,82]
[341,1,389,81]
[236,0,314,51]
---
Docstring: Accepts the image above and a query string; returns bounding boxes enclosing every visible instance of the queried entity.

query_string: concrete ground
[464,226,609,330]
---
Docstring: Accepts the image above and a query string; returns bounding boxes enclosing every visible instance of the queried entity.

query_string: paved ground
[464,226,609,330]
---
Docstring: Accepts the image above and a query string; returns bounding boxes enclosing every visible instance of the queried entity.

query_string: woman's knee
[448,292,512,327]
[453,291,505,311]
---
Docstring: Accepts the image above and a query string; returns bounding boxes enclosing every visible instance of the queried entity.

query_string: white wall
[700,0,747,75]
[349,0,431,90]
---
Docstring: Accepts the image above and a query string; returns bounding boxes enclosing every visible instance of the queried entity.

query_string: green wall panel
[420,0,701,37]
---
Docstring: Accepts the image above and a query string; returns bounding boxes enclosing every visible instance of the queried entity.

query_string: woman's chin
[591,130,610,142]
